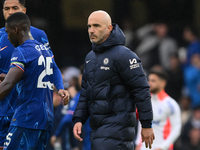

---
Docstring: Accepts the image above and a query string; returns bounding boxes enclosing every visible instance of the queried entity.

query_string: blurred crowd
[48,22,200,150]
[126,22,200,150]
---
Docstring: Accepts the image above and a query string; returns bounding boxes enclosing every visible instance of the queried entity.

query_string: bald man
[72,10,154,150]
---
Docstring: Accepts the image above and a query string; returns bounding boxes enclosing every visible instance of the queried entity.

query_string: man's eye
[13,7,19,10]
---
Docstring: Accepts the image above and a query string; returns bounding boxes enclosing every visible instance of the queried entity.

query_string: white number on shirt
[5,133,13,146]
[37,55,53,90]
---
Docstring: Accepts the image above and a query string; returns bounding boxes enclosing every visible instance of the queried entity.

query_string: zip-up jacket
[73,24,153,150]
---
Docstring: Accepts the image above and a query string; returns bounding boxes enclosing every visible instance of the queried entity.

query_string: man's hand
[141,128,155,149]
[135,145,140,150]
[0,73,6,83]
[50,135,57,146]
[73,122,83,141]
[58,89,70,105]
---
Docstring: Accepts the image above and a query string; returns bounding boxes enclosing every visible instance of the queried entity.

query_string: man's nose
[89,27,94,33]
[9,9,15,15]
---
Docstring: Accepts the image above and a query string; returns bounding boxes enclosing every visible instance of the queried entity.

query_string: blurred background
[1,0,200,150]
[0,0,198,68]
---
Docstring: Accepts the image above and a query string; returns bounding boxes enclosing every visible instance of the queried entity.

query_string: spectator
[173,96,192,150]
[122,19,134,48]
[51,65,91,150]
[180,96,192,126]
[135,22,178,71]
[182,128,200,150]
[183,25,200,66]
[184,53,200,107]
[165,54,184,102]
[181,106,200,149]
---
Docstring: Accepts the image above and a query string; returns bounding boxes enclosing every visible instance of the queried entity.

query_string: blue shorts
[0,116,12,148]
[3,126,50,150]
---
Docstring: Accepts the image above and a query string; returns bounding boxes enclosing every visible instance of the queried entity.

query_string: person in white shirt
[135,68,181,150]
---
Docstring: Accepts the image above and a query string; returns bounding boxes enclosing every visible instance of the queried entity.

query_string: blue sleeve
[10,48,25,72]
[52,58,64,90]
[54,113,73,137]
[33,28,64,90]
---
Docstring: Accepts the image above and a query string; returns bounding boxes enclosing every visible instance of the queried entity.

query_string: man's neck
[19,31,33,45]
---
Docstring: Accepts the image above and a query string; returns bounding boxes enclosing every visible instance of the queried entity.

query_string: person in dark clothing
[183,25,200,66]
[72,10,155,150]
[165,54,184,102]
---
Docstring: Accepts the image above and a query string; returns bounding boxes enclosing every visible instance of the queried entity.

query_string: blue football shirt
[0,27,17,116]
[10,39,54,131]
[0,26,63,117]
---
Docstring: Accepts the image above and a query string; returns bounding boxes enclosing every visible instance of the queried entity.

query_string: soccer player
[0,12,65,149]
[0,0,69,149]
[135,68,181,150]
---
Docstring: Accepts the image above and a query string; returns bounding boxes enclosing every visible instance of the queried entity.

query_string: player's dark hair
[6,12,30,30]
[2,0,25,6]
[149,68,169,81]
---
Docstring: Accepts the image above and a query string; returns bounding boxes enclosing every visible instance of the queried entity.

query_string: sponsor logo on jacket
[129,58,140,70]
[100,58,110,70]
[100,66,110,70]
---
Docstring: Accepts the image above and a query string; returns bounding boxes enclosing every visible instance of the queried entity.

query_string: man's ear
[13,26,19,34]
[23,7,27,14]
[108,24,113,32]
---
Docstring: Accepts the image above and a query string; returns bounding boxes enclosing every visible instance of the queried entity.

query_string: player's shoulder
[30,26,45,34]
[17,40,39,53]
[165,95,177,104]
[30,26,47,38]
[0,27,6,36]
[165,96,180,112]
[0,27,5,32]
[30,26,50,47]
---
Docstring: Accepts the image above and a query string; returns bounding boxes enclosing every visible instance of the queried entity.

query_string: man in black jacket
[73,10,155,150]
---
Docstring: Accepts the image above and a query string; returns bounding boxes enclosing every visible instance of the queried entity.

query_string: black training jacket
[73,24,153,150]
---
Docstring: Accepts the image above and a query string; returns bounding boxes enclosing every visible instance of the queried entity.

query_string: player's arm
[159,101,181,149]
[0,67,23,100]
[37,30,64,91]
[35,29,69,103]
[51,58,69,105]
[0,73,6,82]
